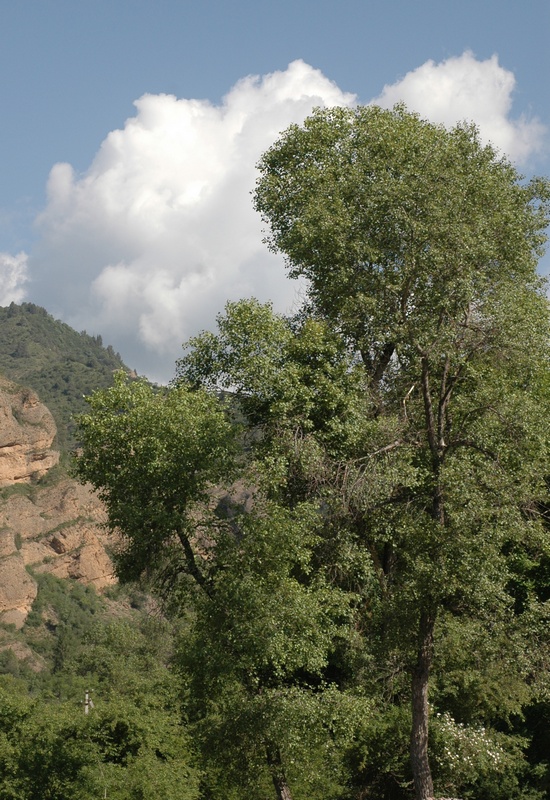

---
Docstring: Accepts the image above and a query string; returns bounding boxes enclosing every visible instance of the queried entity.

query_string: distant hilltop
[0,302,134,453]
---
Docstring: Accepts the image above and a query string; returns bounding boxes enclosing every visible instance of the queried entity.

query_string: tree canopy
[76,105,550,800]
[252,105,550,800]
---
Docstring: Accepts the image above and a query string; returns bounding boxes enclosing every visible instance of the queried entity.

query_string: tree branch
[177,529,211,595]
[437,354,450,449]
[420,354,438,466]
[447,438,499,462]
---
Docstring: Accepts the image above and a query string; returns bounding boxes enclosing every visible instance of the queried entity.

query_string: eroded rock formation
[0,378,59,486]
[0,377,116,627]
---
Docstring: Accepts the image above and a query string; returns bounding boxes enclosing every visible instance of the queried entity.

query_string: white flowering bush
[431,711,535,800]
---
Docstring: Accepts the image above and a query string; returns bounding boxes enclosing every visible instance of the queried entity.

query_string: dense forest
[2,106,550,800]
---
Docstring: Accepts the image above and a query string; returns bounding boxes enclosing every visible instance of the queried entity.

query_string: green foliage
[74,371,366,798]
[180,298,365,457]
[0,693,99,800]
[254,105,549,351]
[73,105,550,799]
[430,711,536,800]
[178,501,362,799]
[343,705,412,800]
[0,675,200,800]
[0,302,130,452]
[74,372,237,586]
[0,577,201,800]
[249,104,550,800]
[24,572,102,641]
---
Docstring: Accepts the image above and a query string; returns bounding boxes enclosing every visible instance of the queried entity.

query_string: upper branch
[420,354,439,468]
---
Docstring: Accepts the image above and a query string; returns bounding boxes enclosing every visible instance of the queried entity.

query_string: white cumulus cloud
[30,60,355,380]
[0,252,28,305]
[373,51,545,163]
[24,55,546,381]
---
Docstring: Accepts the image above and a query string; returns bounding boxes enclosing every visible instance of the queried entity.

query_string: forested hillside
[0,306,192,797]
[0,302,131,452]
[0,575,198,799]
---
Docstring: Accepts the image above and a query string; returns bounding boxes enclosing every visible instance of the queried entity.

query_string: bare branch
[402,383,416,423]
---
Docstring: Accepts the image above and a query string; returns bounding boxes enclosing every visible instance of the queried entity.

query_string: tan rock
[2,495,49,539]
[0,635,45,671]
[0,376,117,627]
[0,479,117,626]
[0,529,16,557]
[0,379,59,486]
[0,555,38,627]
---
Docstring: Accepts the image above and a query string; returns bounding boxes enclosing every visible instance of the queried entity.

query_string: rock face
[0,377,116,627]
[0,378,59,486]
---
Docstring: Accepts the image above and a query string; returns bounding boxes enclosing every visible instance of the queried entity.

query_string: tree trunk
[410,608,436,800]
[266,742,293,800]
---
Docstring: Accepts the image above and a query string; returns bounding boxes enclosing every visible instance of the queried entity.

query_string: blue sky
[0,0,548,380]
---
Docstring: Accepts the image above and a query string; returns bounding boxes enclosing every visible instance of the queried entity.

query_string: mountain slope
[0,302,133,452]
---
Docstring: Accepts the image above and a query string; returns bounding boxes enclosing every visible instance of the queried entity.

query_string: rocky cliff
[0,378,59,486]
[0,377,115,628]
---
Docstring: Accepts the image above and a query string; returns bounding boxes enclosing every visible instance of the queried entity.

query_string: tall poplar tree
[248,105,550,800]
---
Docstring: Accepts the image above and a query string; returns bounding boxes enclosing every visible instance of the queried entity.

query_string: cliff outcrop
[0,378,59,486]
[0,377,115,628]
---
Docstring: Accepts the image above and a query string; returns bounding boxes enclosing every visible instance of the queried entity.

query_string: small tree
[74,373,359,800]
[74,373,237,590]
